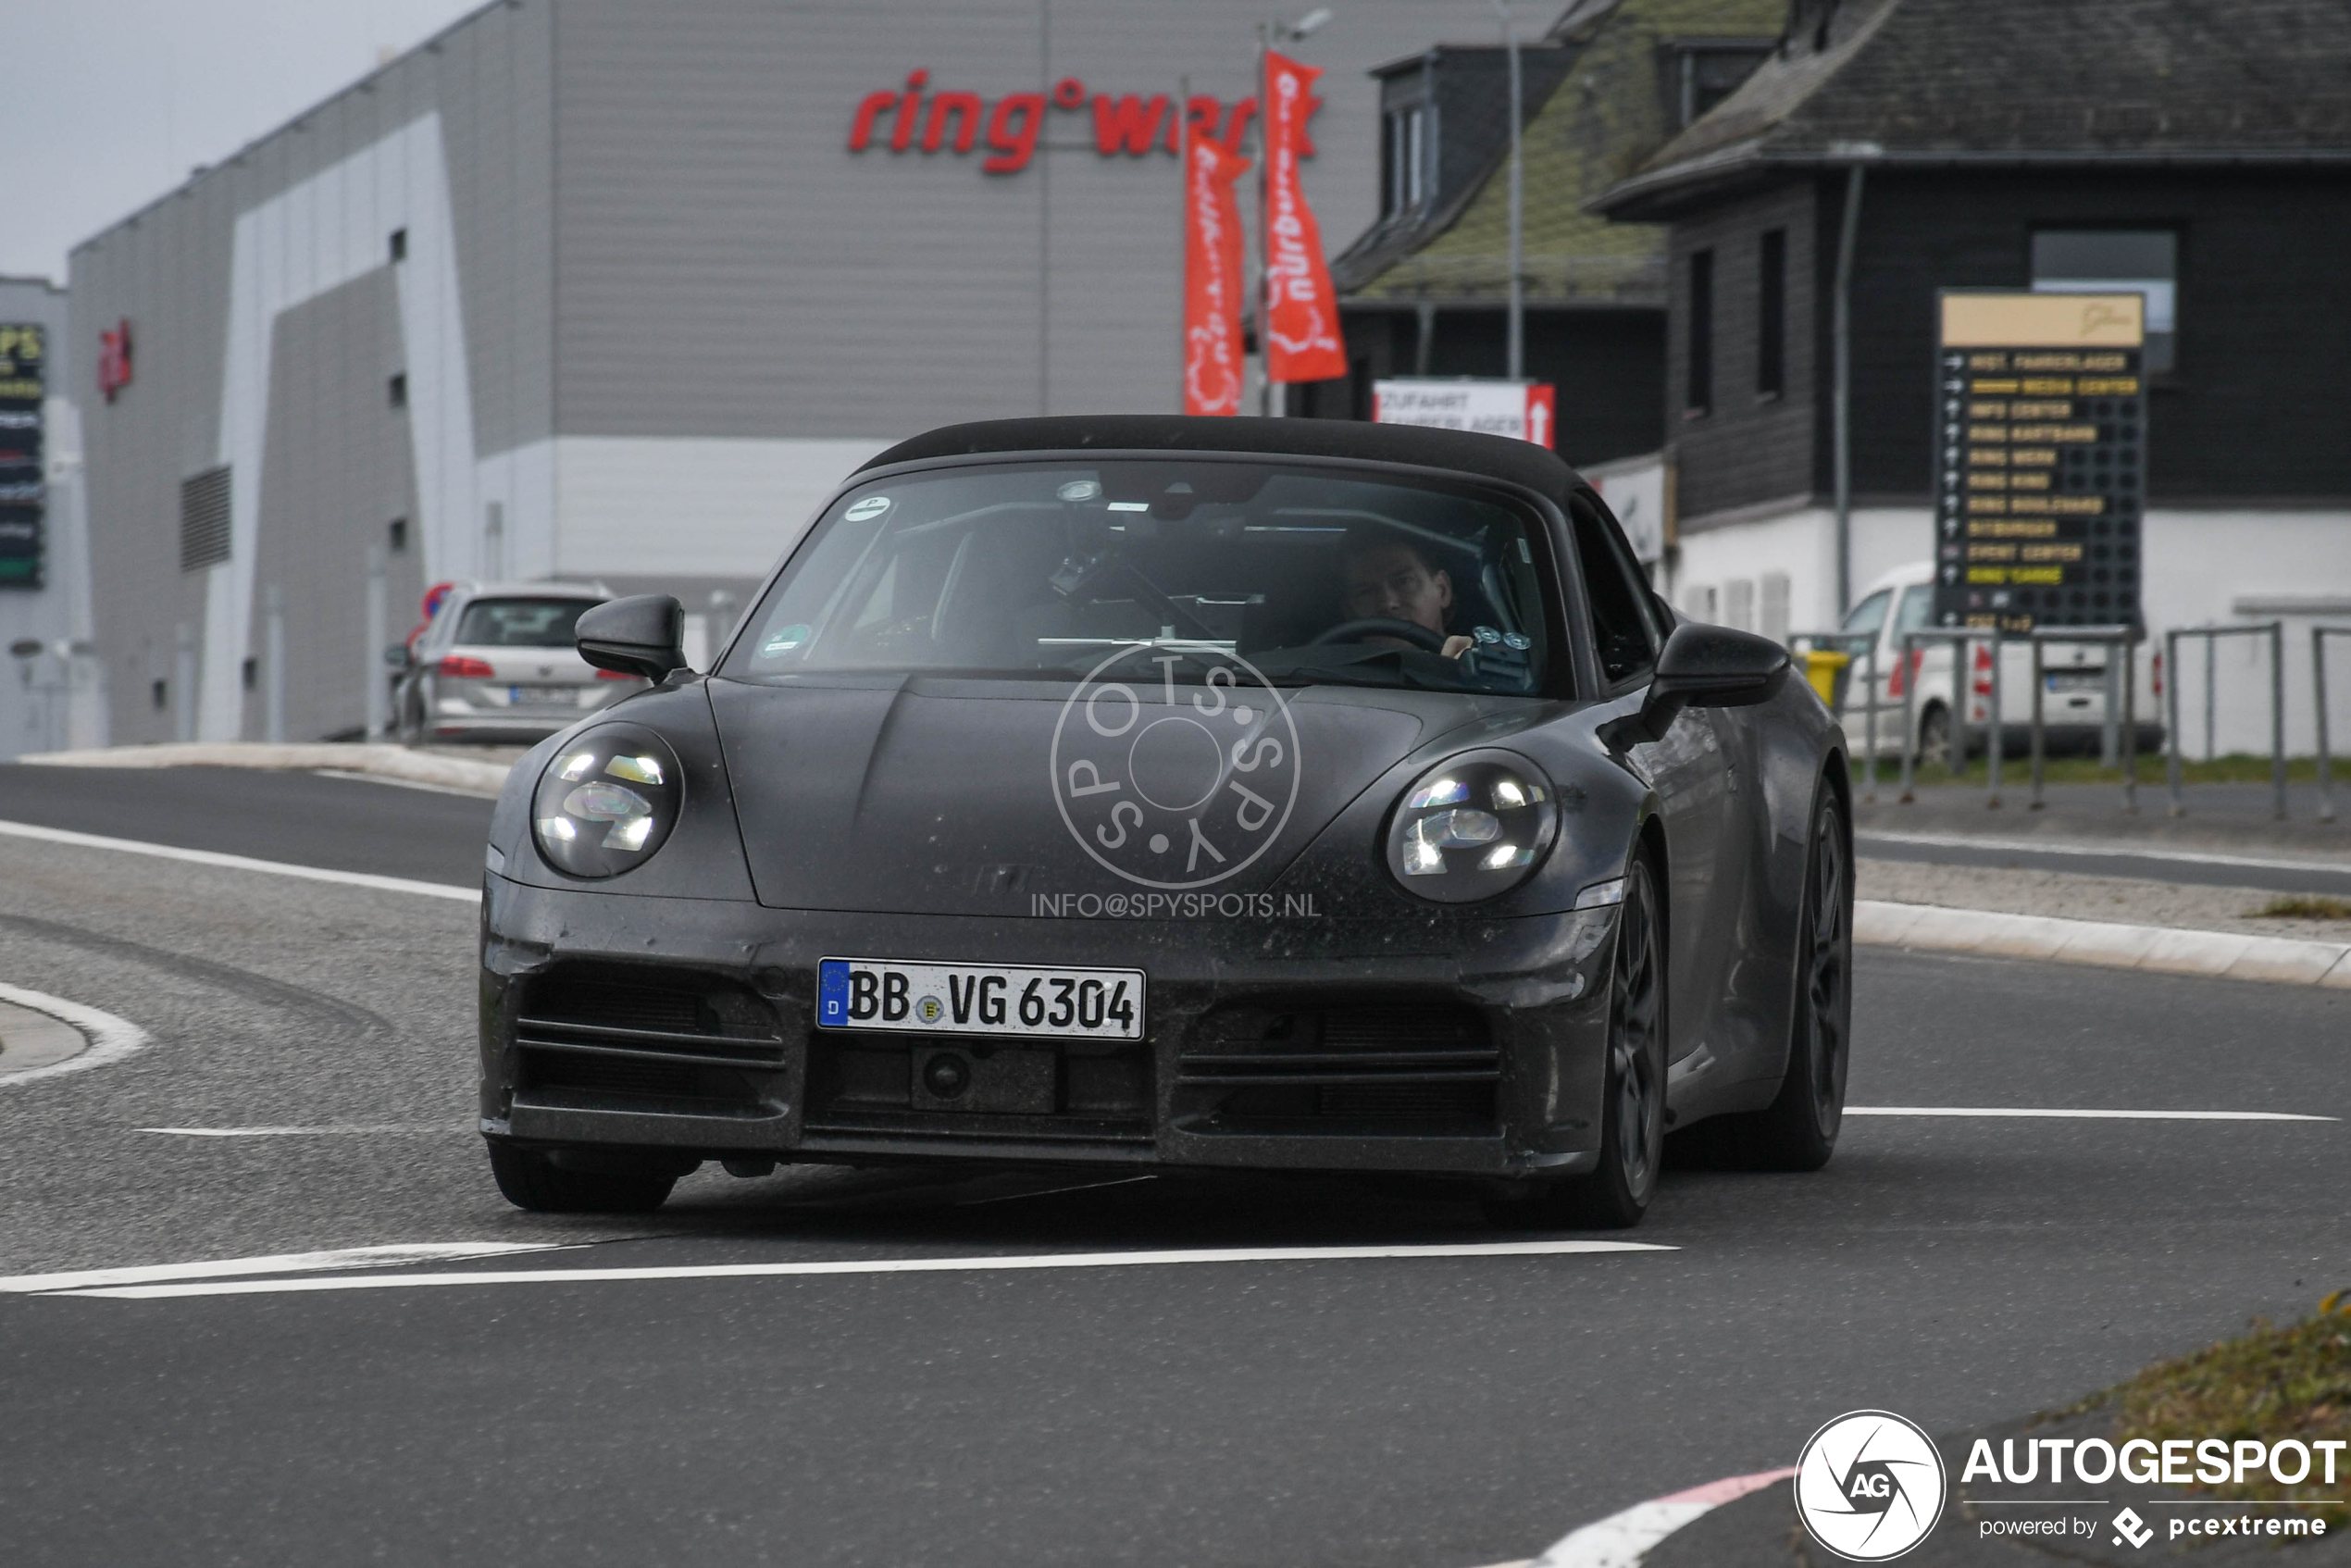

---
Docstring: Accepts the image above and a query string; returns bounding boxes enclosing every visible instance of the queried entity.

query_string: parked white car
[392,581,646,745]
[1820,562,2161,764]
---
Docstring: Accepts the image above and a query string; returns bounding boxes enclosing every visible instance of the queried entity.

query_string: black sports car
[478,417,1852,1227]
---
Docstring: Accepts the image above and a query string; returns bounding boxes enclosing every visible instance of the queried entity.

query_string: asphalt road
[0,777,2345,1566]
[0,763,494,885]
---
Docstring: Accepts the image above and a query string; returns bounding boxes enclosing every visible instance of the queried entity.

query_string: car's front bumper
[479,875,1621,1180]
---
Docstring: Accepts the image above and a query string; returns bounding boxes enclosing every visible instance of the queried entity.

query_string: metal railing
[2023,626,2139,814]
[2164,621,2285,820]
[2314,625,2351,824]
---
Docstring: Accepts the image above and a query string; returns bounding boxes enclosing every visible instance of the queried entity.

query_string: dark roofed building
[1583,0,2351,745]
[1300,0,1782,470]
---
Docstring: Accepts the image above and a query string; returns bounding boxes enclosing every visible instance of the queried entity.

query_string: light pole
[1256,7,1333,417]
[1493,0,1524,380]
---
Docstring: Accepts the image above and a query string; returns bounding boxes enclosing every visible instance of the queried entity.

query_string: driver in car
[1339,535,1475,660]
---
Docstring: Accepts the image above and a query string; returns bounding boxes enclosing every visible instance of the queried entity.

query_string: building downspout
[1831,162,1866,619]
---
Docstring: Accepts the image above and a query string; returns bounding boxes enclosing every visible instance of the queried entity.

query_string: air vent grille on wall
[179,467,230,572]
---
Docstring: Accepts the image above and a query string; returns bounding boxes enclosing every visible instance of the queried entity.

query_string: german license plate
[508,684,578,707]
[2046,669,2105,692]
[816,957,1143,1040]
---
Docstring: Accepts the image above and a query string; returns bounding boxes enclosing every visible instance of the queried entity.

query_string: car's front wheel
[1486,853,1665,1230]
[487,1142,680,1213]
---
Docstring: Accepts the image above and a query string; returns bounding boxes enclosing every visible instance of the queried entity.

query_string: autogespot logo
[1050,641,1300,890]
[1794,1411,1949,1562]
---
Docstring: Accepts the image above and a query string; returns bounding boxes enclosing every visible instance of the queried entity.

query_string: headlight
[530,724,684,878]
[1385,752,1561,903]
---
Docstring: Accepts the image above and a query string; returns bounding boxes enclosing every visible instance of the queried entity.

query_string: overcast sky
[6,0,485,282]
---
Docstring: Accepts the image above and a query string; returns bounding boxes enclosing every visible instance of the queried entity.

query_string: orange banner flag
[1183,134,1250,417]
[1263,50,1347,385]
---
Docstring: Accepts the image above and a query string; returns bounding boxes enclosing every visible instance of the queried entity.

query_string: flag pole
[1256,22,1273,417]
[1178,72,1190,410]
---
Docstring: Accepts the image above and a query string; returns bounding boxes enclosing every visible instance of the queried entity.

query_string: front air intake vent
[1176,998,1499,1135]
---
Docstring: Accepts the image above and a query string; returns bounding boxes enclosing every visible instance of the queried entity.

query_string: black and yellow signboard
[1932,292,2146,631]
[0,322,44,590]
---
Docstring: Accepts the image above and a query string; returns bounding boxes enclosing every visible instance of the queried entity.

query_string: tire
[488,1141,678,1213]
[1917,703,1953,770]
[1687,784,1851,1172]
[1486,854,1667,1230]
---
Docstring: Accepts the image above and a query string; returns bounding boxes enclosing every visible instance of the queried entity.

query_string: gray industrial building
[71,0,1533,746]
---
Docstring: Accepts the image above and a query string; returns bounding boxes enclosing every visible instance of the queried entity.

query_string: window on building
[1673,44,1772,129]
[1757,229,1786,398]
[1760,571,1791,643]
[1381,105,1429,218]
[242,656,257,691]
[1723,578,1756,632]
[389,228,407,263]
[2032,230,2177,373]
[1686,248,1714,414]
[387,516,407,554]
[388,372,408,409]
[179,466,230,572]
[151,678,168,710]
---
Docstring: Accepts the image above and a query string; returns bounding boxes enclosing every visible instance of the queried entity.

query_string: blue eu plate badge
[817,958,851,1027]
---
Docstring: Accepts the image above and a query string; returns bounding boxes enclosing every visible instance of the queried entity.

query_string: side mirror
[1616,622,1791,743]
[577,593,687,682]
[383,643,414,671]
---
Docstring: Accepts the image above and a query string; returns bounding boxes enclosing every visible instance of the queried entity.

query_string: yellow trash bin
[1803,647,1851,710]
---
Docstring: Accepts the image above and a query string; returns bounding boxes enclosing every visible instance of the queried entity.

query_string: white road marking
[135,1126,465,1137]
[0,982,151,1088]
[0,1242,574,1295]
[1859,830,2351,877]
[52,1238,1673,1300]
[0,817,479,902]
[1847,1106,2336,1121]
[311,767,497,799]
[1532,1467,1794,1568]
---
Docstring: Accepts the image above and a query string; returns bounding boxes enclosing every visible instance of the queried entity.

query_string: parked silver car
[392,582,645,745]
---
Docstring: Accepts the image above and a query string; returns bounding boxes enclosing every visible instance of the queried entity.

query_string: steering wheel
[1312,616,1449,653]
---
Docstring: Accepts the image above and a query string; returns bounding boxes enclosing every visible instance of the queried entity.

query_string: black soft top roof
[859,416,1583,505]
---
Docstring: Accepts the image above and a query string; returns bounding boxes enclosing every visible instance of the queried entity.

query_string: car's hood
[708,674,1508,915]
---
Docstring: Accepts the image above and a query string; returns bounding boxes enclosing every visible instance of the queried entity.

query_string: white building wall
[1673,501,2351,756]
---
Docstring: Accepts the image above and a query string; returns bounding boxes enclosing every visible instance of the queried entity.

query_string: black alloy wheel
[1724,783,1852,1170]
[488,1141,679,1213]
[1486,853,1666,1230]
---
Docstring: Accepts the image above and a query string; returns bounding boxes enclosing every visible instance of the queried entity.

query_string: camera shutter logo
[1050,641,1300,890]
[1794,1410,1947,1561]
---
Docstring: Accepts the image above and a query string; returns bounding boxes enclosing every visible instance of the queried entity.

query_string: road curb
[16,742,511,796]
[1856,899,2351,988]
[0,982,151,1087]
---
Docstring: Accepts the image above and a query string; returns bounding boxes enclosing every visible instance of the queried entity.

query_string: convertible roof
[859,416,1583,504]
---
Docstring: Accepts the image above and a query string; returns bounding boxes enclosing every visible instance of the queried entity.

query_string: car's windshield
[454,597,595,649]
[1842,589,1891,639]
[724,461,1557,694]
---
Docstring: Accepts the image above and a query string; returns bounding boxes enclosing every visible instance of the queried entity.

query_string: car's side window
[1570,494,1661,687]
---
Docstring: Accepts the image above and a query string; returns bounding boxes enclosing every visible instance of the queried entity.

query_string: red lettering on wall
[1093,94,1169,156]
[924,91,983,154]
[847,90,897,152]
[847,77,1296,176]
[890,69,929,153]
[984,93,1047,174]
